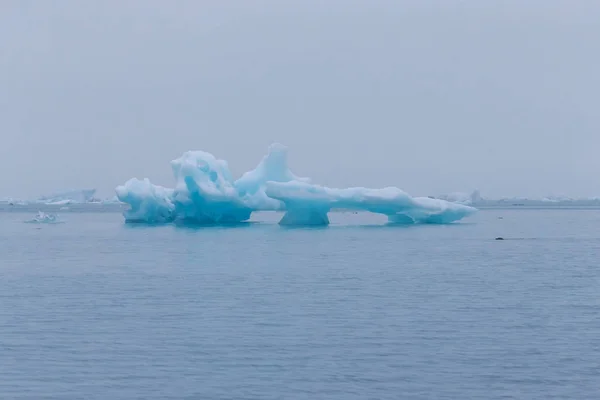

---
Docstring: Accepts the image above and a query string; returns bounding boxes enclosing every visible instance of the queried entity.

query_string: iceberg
[168,149,252,224]
[235,143,311,210]
[24,211,63,224]
[456,192,600,208]
[116,144,303,224]
[266,182,475,226]
[115,178,175,223]
[116,144,477,226]
[37,189,98,204]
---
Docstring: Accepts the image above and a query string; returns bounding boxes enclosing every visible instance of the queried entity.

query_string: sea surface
[1,207,599,399]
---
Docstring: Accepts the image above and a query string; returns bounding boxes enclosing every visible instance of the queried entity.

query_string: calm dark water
[1,209,599,399]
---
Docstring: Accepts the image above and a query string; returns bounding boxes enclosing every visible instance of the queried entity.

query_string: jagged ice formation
[116,144,476,226]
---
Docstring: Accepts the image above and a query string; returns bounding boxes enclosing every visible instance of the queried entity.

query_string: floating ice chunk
[265,181,476,225]
[384,196,477,224]
[25,211,63,224]
[169,150,252,223]
[115,178,175,223]
[116,144,307,224]
[234,143,310,210]
[116,144,477,226]
[38,189,97,204]
[46,199,72,206]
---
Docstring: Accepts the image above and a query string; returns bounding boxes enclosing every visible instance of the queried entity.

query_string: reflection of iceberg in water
[24,211,64,224]
[116,144,477,226]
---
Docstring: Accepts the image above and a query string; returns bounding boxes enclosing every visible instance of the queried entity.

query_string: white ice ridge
[115,144,476,225]
[265,182,475,225]
[37,189,98,204]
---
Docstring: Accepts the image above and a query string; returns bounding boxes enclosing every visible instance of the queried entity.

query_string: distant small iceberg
[24,211,64,224]
[0,198,28,206]
[37,189,98,204]
[46,199,72,206]
[432,190,600,208]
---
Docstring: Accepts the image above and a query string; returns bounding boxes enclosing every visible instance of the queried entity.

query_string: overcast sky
[1,0,599,199]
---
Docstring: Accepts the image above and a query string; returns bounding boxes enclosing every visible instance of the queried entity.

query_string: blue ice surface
[116,144,476,226]
[266,181,476,226]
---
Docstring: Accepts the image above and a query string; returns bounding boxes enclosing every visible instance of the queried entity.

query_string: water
[1,208,599,399]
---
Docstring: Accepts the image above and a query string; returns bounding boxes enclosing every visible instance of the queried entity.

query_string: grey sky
[1,0,599,199]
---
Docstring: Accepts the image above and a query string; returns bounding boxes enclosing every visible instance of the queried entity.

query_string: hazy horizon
[2,0,599,199]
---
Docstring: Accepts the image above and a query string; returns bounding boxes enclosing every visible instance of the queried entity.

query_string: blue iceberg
[169,149,252,224]
[265,182,475,226]
[116,144,298,224]
[115,178,175,223]
[235,143,311,211]
[116,144,476,226]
